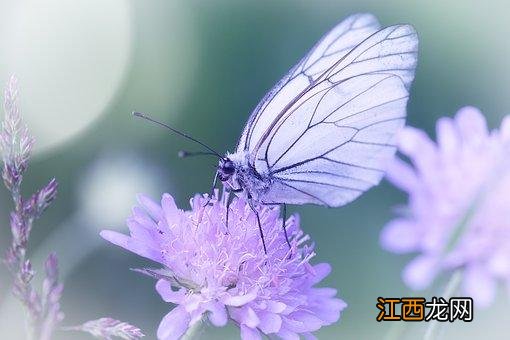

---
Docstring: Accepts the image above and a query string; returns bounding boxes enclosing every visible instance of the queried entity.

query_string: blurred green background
[1,0,509,339]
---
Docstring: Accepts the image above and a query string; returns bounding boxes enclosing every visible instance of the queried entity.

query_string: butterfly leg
[281,204,293,259]
[225,195,232,233]
[203,171,219,207]
[262,203,291,250]
[224,186,243,232]
[281,203,291,249]
[248,197,268,255]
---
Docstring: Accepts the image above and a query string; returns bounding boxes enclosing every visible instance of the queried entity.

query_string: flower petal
[488,250,510,277]
[385,158,418,191]
[157,306,190,340]
[455,106,488,143]
[240,325,261,340]
[276,327,300,340]
[308,297,346,324]
[499,115,510,144]
[205,301,228,327]
[436,117,460,155]
[222,292,257,307]
[284,311,323,333]
[398,127,435,159]
[100,230,163,263]
[309,263,331,284]
[463,264,496,308]
[126,218,159,246]
[310,287,337,298]
[266,301,287,314]
[137,194,163,221]
[230,305,260,328]
[155,279,185,304]
[258,311,282,334]
[380,219,420,254]
[397,127,437,174]
[402,255,439,290]
[304,333,318,340]
[161,193,180,226]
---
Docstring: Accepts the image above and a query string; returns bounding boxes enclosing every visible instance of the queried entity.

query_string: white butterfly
[220,13,417,202]
[136,13,418,251]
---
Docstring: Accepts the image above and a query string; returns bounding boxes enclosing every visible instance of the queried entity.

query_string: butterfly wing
[237,14,418,207]
[237,13,382,153]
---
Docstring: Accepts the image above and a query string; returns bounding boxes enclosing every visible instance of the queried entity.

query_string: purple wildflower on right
[381,106,510,307]
[102,192,346,339]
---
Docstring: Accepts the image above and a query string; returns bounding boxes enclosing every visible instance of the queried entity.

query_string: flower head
[1,76,143,340]
[0,76,34,192]
[102,192,346,339]
[381,107,510,307]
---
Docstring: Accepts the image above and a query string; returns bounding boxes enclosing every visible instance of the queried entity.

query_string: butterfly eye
[222,159,235,175]
[217,159,236,182]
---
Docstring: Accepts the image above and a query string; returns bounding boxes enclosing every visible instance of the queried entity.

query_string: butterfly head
[218,157,236,182]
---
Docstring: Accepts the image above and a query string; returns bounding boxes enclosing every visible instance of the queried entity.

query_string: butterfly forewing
[237,13,381,154]
[292,13,382,79]
[237,14,418,207]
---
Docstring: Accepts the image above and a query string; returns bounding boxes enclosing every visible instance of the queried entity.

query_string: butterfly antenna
[133,111,222,158]
[178,150,219,158]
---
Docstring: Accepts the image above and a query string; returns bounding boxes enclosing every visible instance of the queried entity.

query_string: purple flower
[381,107,510,307]
[1,76,144,339]
[102,192,346,339]
[40,253,65,340]
[1,76,34,195]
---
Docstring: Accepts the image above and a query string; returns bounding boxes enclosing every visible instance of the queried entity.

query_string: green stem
[423,269,463,340]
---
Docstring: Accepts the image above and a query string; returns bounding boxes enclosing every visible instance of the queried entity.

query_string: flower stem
[423,269,463,340]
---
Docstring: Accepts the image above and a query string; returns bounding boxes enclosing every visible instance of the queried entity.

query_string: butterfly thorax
[219,151,271,201]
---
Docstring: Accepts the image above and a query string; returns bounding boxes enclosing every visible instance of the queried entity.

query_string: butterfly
[135,13,418,252]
